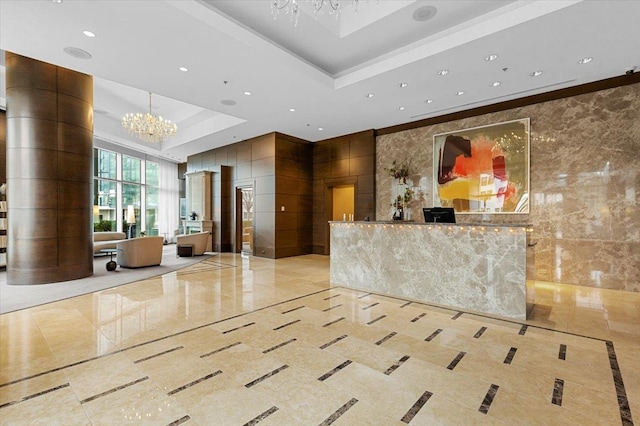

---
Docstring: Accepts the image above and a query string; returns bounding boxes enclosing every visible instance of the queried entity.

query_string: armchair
[176,232,211,256]
[116,236,164,268]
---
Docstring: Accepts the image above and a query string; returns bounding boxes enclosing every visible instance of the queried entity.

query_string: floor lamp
[127,205,136,239]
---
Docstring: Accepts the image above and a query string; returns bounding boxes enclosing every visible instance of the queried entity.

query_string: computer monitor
[423,207,456,223]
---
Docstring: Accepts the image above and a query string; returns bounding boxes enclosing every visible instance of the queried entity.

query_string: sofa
[94,231,127,254]
[176,232,211,256]
[116,236,164,268]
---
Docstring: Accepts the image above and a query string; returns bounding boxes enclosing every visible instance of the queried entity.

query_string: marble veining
[376,83,640,292]
[330,222,529,319]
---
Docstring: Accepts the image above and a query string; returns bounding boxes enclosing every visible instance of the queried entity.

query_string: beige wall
[377,82,640,292]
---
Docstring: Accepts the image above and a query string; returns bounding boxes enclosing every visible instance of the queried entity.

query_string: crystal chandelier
[121,92,177,143]
[271,0,364,26]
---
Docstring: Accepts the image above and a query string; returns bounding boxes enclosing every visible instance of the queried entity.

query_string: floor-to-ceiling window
[93,148,161,237]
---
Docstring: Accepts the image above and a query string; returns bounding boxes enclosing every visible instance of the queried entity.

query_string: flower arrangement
[393,187,414,208]
[384,160,410,184]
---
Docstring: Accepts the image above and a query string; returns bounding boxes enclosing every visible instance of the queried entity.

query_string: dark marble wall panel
[377,83,640,292]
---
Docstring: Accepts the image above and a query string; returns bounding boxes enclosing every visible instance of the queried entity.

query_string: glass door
[239,187,254,254]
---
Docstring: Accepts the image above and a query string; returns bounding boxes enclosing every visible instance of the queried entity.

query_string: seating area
[93,231,127,254]
[116,236,164,268]
[176,231,211,256]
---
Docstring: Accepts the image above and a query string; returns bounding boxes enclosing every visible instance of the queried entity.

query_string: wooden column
[5,52,93,284]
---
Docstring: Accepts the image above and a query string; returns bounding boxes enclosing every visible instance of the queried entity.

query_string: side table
[100,248,119,271]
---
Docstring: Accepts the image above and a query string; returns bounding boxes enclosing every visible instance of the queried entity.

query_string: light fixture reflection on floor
[122,92,177,143]
[272,0,365,26]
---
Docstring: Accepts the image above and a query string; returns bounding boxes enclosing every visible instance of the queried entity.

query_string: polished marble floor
[0,254,638,425]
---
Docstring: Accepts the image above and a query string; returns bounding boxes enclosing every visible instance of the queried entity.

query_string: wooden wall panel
[274,133,312,258]
[312,129,376,254]
[6,52,93,285]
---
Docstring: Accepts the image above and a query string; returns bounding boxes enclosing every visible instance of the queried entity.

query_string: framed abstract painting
[433,118,530,214]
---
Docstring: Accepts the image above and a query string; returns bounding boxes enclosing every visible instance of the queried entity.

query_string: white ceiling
[1,0,639,163]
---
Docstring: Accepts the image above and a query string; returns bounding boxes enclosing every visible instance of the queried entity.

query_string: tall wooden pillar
[5,52,93,285]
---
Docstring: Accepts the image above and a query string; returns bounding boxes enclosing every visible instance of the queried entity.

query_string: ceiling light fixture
[272,0,367,26]
[425,99,433,104]
[456,91,465,96]
[437,69,449,76]
[244,91,252,96]
[63,46,92,59]
[398,106,405,111]
[412,5,437,22]
[578,57,593,64]
[399,83,408,88]
[179,66,189,72]
[530,70,543,77]
[485,54,498,61]
[366,93,375,98]
[490,81,501,87]
[122,92,177,143]
[318,127,324,131]
[289,108,296,112]
[83,30,95,38]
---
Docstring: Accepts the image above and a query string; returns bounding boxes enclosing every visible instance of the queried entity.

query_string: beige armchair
[116,236,164,268]
[176,232,210,256]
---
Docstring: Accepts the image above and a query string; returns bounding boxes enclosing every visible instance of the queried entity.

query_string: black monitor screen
[423,207,456,223]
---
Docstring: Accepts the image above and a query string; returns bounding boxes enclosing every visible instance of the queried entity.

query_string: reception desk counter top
[329,221,533,320]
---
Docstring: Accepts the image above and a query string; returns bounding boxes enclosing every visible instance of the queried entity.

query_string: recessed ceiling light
[485,54,498,61]
[366,93,375,98]
[530,70,543,77]
[51,0,62,3]
[83,30,95,38]
[243,91,251,96]
[578,57,593,64]
[399,83,408,88]
[490,81,501,87]
[425,99,433,104]
[318,127,324,131]
[179,66,188,72]
[412,5,437,22]
[63,46,92,59]
[398,106,406,111]
[437,69,449,76]
[289,108,296,112]
[220,99,237,106]
[456,91,465,96]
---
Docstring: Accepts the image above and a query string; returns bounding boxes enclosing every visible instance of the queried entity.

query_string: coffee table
[100,248,119,271]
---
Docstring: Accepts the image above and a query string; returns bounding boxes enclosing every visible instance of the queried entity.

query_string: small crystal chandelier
[272,0,364,26]
[121,92,177,143]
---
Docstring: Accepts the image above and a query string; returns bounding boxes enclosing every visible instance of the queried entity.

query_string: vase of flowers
[386,160,412,220]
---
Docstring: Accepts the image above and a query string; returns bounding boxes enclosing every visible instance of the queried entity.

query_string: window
[93,180,116,231]
[146,161,159,186]
[122,155,141,183]
[94,149,116,179]
[93,149,161,237]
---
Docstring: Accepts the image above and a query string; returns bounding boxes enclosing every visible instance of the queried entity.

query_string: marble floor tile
[0,381,90,426]
[0,254,637,425]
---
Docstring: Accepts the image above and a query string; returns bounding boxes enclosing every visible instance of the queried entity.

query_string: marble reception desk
[330,221,534,320]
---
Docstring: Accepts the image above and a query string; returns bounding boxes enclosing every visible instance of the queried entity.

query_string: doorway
[236,186,254,255]
[332,185,355,221]
[325,182,356,255]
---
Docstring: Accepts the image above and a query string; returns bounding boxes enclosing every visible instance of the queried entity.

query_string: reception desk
[330,221,534,320]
